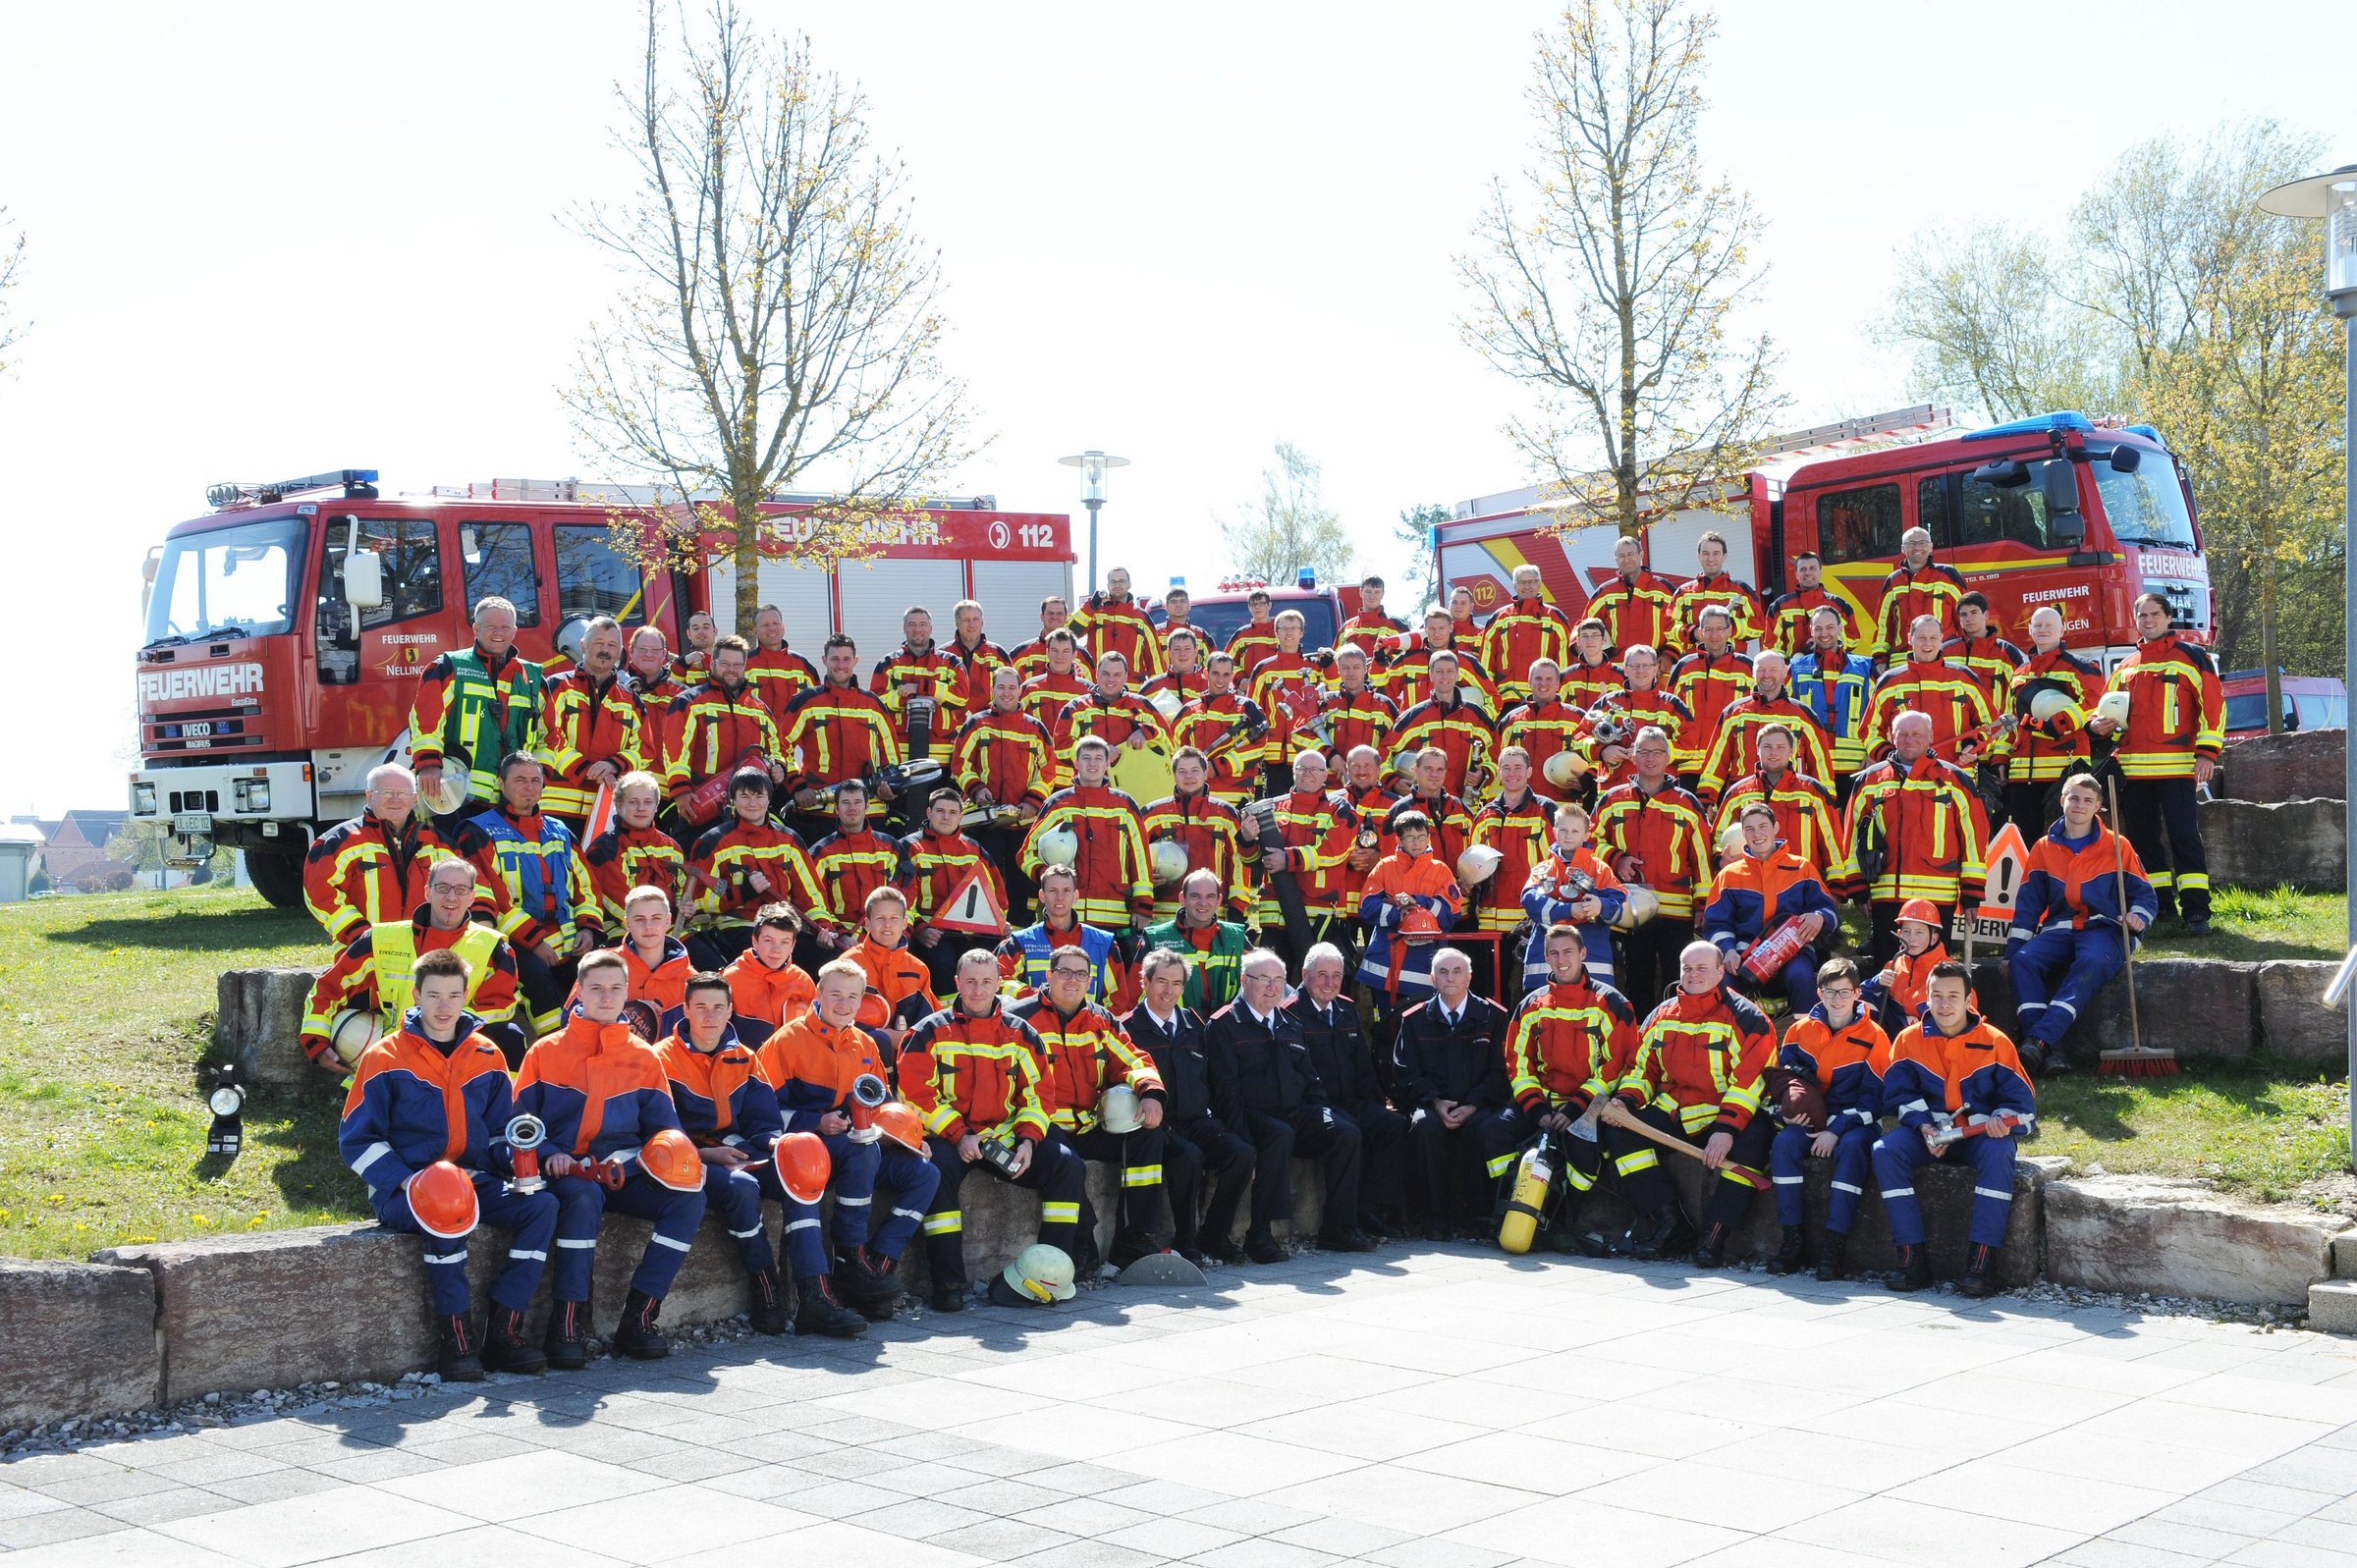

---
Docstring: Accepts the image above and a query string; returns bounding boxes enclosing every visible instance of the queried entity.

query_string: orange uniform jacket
[757,1009,895,1125]
[953,707,1060,809]
[844,937,940,1031]
[724,950,816,1031]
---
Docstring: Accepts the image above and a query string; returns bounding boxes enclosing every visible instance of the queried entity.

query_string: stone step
[2309,1279,2357,1335]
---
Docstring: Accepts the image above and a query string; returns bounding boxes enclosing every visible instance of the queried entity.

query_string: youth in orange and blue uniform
[620,933,695,1028]
[724,945,815,1038]
[1356,848,1464,1001]
[341,1005,557,1322]
[1871,1008,2037,1250]
[2006,817,2158,1059]
[1698,842,1839,1010]
[757,1007,941,1276]
[1860,935,1961,1037]
[513,1013,707,1309]
[845,934,942,1032]
[1768,1002,1890,1235]
[653,1017,792,1287]
[1518,840,1627,989]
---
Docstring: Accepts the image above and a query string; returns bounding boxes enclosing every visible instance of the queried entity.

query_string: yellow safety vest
[369,920,506,1020]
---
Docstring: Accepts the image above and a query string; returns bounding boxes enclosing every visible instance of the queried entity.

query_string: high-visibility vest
[440,649,543,803]
[367,920,505,1019]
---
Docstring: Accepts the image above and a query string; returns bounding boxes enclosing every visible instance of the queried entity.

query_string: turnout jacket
[903,1000,1054,1144]
[1123,1003,1222,1124]
[1381,639,1501,712]
[870,641,968,762]
[1613,984,1777,1136]
[1316,685,1398,767]
[1714,769,1842,876]
[2005,821,2158,951]
[1999,649,2104,784]
[448,805,599,952]
[1882,1010,2038,1134]
[1206,998,1331,1122]
[664,679,782,801]
[536,668,646,821]
[1384,788,1476,871]
[1010,635,1089,684]
[1668,647,1756,773]
[1054,689,1173,764]
[1873,561,1968,654]
[757,1009,894,1130]
[1942,631,2028,702]
[1836,753,1990,905]
[1259,785,1359,918]
[1506,974,1639,1116]
[340,1008,516,1199]
[953,706,1061,810]
[408,644,543,806]
[1479,596,1574,704]
[1865,657,1993,759]
[1387,690,1497,799]
[1393,993,1512,1109]
[302,914,518,1059]
[687,815,823,931]
[942,634,1014,715]
[1670,572,1764,651]
[1696,691,1834,800]
[1587,684,1692,790]
[2106,633,2225,779]
[899,827,1009,935]
[1019,784,1153,928]
[1069,594,1167,679]
[1555,658,1622,713]
[1020,667,1096,737]
[807,826,910,937]
[996,917,1127,1006]
[303,809,463,946]
[781,680,901,792]
[1288,992,1387,1109]
[1008,994,1166,1132]
[743,643,820,715]
[583,819,686,930]
[1499,694,1592,787]
[1776,1005,1891,1138]
[1588,570,1679,656]
[513,1014,684,1163]
[1174,691,1271,806]
[1591,779,1714,921]
[1140,791,1250,921]
[656,1025,784,1153]
[1471,790,1555,934]
[1768,585,1862,658]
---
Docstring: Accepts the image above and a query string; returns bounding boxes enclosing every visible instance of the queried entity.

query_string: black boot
[1627,1209,1698,1262]
[1955,1243,2002,1299]
[1693,1222,1730,1270]
[1244,1229,1289,1265]
[1814,1231,1848,1282]
[1884,1243,1934,1293]
[613,1288,671,1359]
[1765,1225,1807,1275]
[481,1307,546,1376]
[437,1314,484,1382]
[931,1279,968,1313]
[2040,1045,2074,1077]
[840,1248,904,1320]
[543,1298,590,1371]
[747,1269,791,1335]
[795,1273,869,1338]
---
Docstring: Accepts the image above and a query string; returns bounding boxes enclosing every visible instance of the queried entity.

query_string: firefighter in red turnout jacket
[303,765,464,946]
[2005,774,2158,1076]
[1765,956,1891,1281]
[339,948,555,1379]
[513,952,707,1366]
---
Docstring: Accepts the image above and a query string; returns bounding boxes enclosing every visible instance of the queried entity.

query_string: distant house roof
[0,823,42,846]
[49,810,129,849]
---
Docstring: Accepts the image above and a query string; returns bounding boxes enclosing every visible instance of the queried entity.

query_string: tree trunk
[733,496,761,637]
[2261,567,2282,736]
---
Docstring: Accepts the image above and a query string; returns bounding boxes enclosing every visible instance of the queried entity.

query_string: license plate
[174,811,213,836]
[181,722,213,737]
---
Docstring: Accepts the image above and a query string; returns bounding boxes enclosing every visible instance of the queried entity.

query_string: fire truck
[1435,406,2212,665]
[129,469,1072,907]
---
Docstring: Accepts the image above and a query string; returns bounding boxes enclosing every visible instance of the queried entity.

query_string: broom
[2098,775,2177,1077]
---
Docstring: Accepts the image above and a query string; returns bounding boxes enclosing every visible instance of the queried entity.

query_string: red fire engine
[129,469,1071,906]
[1435,406,2212,665]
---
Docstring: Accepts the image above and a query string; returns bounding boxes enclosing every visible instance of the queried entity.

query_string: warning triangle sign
[931,868,1008,936]
[1977,821,2032,919]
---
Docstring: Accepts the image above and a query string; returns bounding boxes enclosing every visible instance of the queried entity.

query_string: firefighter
[537,615,645,831]
[1588,644,1691,790]
[514,950,707,1365]
[1696,652,1835,803]
[1176,653,1272,809]
[806,778,911,948]
[1872,961,2036,1297]
[672,609,720,685]
[1021,630,1099,746]
[998,864,1130,1005]
[2090,592,2224,935]
[1598,941,1776,1266]
[409,595,543,814]
[1669,605,1755,783]
[1357,812,1466,1012]
[1383,608,1501,712]
[1070,566,1167,680]
[723,903,816,1037]
[1518,800,1628,991]
[954,664,1058,916]
[1393,947,1511,1236]
[870,605,967,765]
[1340,572,1406,654]
[339,947,555,1379]
[902,785,1012,997]
[1014,946,1171,1272]
[1670,530,1763,653]
[1763,955,1890,1281]
[1836,710,1991,967]
[1383,746,1477,871]
[904,949,1091,1311]
[1244,609,1328,782]
[685,767,824,971]
[1254,746,1359,977]
[1160,584,1220,660]
[1943,593,2027,704]
[1290,943,1408,1236]
[1143,748,1250,924]
[1698,802,1839,1013]
[1860,898,1953,1037]
[1714,725,1843,877]
[782,634,903,827]
[1789,605,1878,789]
[1388,651,1497,803]
[842,886,941,1050]
[1145,868,1251,1013]
[943,599,1013,716]
[1469,748,1554,954]
[1479,565,1574,706]
[1210,950,1377,1256]
[1556,623,1622,712]
[624,626,689,778]
[743,604,820,714]
[664,635,786,834]
[584,770,685,934]
[1018,735,1153,932]
[1058,649,1173,766]
[1124,947,1250,1267]
[616,886,694,1022]
[1872,527,1968,658]
[1144,626,1212,713]
[1590,535,1678,658]
[2006,773,2158,1076]
[1449,584,1483,644]
[302,763,463,947]
[650,972,796,1337]
[1866,615,1995,765]
[447,751,601,1037]
[1226,587,1283,677]
[759,958,942,1325]
[1767,551,1862,658]
[1591,726,1714,1009]
[1317,643,1398,769]
[305,856,527,1067]
[1477,923,1640,1250]
[1012,594,1089,682]
[1999,606,2105,835]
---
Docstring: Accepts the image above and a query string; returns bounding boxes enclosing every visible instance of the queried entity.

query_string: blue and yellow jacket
[1787,648,1877,778]
[1776,1005,1891,1138]
[655,1025,784,1155]
[1699,844,1837,950]
[339,1008,515,1202]
[514,1014,683,1164]
[2006,821,2159,953]
[1881,1010,2037,1133]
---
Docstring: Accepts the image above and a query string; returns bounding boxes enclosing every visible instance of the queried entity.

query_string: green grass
[0,886,364,1262]
[2135,886,2347,963]
[2037,1063,2353,1208]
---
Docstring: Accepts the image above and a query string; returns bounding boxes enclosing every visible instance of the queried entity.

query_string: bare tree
[566,1,978,630]
[1393,504,1450,613]
[1219,443,1355,586]
[0,208,26,382]
[1458,0,1784,538]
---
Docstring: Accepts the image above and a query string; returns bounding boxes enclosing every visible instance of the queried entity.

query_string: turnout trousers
[1337,1098,1408,1224]
[920,1135,1086,1290]
[1872,1128,2018,1248]
[1606,1106,1775,1231]
[2117,776,2209,922]
[1473,1107,1607,1209]
[375,1172,557,1318]
[549,1166,706,1303]
[2010,925,2126,1052]
[1769,1123,1876,1232]
[1162,1113,1254,1252]
[1614,917,1692,1012]
[1052,1125,1171,1257]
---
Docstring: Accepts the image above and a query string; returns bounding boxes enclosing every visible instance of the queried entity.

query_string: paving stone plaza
[3,1244,2354,1568]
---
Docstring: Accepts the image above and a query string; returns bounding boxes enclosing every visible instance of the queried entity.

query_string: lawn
[2037,1065,2353,1210]
[1836,886,2348,965]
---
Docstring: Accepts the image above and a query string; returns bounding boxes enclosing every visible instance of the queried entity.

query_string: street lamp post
[1058,450,1129,597]
[2259,164,2357,1164]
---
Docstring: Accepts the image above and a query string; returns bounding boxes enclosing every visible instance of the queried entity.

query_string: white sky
[2,0,2352,818]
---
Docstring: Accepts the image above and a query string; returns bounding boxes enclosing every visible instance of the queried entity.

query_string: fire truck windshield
[2092,458,2198,550]
[143,516,304,646]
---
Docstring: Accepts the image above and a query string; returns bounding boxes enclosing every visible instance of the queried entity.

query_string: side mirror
[2042,460,2084,544]
[1971,459,2027,488]
[2109,446,2143,473]
[344,550,385,609]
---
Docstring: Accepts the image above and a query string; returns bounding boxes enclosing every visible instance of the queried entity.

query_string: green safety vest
[1144,919,1250,1014]
[370,920,508,1023]
[441,648,544,804]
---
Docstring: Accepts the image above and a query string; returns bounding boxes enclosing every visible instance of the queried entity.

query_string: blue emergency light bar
[1296,568,1316,589]
[206,469,380,509]
[1960,411,2097,443]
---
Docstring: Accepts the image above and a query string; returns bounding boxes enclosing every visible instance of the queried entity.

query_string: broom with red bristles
[2099,775,2178,1077]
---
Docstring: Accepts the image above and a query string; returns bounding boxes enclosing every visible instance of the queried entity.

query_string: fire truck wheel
[243,841,307,910]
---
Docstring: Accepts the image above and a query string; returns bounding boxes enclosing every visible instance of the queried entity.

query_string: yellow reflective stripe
[1040,1202,1080,1222]
[923,1213,962,1235]
[1123,1166,1163,1186]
